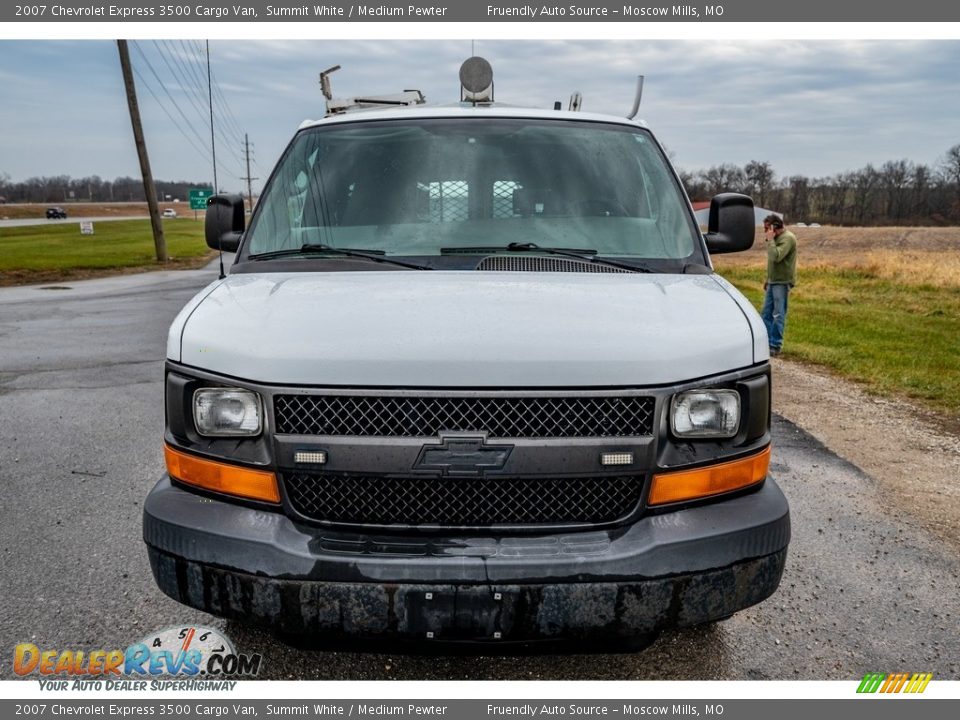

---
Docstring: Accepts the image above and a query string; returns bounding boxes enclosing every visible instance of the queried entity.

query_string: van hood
[169,271,762,387]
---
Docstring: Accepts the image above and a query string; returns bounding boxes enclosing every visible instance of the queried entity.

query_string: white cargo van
[144,59,789,650]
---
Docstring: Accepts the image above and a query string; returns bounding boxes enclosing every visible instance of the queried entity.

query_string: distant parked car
[46,207,67,219]
[162,209,178,218]
[808,222,821,228]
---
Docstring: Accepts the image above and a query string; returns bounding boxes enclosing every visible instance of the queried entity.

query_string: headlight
[670,389,740,438]
[193,388,263,437]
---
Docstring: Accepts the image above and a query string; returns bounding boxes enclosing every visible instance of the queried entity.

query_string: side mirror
[205,194,245,253]
[704,193,755,254]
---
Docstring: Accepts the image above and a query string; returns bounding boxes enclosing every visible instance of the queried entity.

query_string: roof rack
[325,90,426,116]
[319,64,425,116]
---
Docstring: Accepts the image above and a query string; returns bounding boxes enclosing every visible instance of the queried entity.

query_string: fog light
[601,452,633,466]
[294,450,327,465]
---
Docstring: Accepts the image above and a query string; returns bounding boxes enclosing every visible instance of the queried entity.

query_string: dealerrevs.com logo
[15,626,262,689]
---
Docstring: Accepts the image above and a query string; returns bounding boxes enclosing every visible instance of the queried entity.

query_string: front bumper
[143,476,790,645]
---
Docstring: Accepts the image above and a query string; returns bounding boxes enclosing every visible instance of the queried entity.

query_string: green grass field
[2,218,957,418]
[718,265,960,416]
[0,219,211,277]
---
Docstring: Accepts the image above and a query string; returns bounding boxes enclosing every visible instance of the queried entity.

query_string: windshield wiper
[440,242,653,273]
[248,244,432,270]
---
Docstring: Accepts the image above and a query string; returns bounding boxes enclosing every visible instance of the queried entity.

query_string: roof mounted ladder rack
[320,64,426,116]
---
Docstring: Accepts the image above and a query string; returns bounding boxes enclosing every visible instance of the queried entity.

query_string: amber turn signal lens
[648,446,771,506]
[164,444,280,504]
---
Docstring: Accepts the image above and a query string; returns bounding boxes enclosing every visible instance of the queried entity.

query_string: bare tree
[700,164,746,197]
[785,176,810,222]
[910,164,933,221]
[744,160,775,207]
[850,164,881,225]
[879,160,912,224]
[940,144,960,221]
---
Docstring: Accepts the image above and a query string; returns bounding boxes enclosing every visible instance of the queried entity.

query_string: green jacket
[767,229,797,286]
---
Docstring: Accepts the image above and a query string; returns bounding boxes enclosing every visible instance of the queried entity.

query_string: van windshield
[244,118,702,265]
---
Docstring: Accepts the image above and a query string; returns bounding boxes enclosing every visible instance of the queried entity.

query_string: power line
[209,76,245,145]
[154,40,246,171]
[192,39,247,146]
[196,40,242,131]
[169,39,212,106]
[129,40,247,190]
[210,70,247,146]
[131,41,210,150]
[131,64,213,164]
[137,40,243,186]
[152,40,212,123]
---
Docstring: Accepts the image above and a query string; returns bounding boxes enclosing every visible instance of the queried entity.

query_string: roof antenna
[627,75,645,119]
[207,197,226,280]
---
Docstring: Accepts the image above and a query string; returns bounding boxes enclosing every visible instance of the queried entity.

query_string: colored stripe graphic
[857,672,932,694]
[857,673,886,693]
[883,673,908,693]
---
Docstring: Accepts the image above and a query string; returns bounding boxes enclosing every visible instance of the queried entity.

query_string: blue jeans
[761,283,790,350]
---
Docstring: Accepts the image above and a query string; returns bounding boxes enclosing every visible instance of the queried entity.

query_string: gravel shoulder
[771,357,960,548]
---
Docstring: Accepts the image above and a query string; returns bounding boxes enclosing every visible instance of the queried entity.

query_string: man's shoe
[769,347,782,357]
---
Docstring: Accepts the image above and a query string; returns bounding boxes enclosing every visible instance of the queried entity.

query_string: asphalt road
[0,216,151,228]
[0,265,957,681]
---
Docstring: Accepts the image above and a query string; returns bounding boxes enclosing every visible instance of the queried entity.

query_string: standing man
[761,214,797,357]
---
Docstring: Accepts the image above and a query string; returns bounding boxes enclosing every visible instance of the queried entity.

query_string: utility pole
[117,39,167,263]
[241,133,258,213]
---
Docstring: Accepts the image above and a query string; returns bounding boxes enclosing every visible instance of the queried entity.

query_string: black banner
[4,0,960,23]
[1,700,958,720]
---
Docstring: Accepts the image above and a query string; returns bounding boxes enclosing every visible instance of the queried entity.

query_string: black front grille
[274,394,655,438]
[284,473,644,527]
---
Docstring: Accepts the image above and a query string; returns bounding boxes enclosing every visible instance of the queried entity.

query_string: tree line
[4,143,960,225]
[0,175,210,205]
[679,144,960,226]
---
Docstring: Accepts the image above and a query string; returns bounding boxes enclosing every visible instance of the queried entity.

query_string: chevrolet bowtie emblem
[414,436,513,477]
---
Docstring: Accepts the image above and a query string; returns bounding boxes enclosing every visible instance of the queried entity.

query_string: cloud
[1,39,958,186]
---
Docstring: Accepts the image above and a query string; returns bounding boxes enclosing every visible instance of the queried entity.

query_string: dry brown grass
[715,226,960,288]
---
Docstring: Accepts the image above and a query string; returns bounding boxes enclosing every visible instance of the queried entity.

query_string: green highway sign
[189,188,214,211]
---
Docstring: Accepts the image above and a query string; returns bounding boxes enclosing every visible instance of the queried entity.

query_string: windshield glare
[245,118,700,263]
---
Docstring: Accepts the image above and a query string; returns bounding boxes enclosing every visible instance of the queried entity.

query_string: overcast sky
[1,39,958,193]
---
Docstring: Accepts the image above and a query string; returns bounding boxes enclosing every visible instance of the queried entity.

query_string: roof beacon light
[460,56,494,104]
